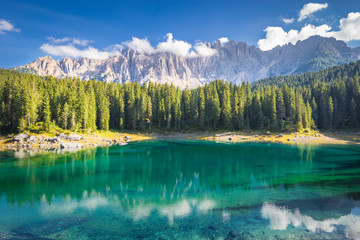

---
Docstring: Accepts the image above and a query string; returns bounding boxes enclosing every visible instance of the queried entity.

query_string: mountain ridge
[14,36,360,88]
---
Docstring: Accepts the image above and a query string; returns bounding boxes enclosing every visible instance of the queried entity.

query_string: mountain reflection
[0,141,359,207]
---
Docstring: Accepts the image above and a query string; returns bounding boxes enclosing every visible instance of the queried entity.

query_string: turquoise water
[0,141,360,239]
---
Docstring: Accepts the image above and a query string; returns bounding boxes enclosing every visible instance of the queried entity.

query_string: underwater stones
[225,230,238,240]
[9,217,87,238]
[116,142,128,146]
[208,225,216,230]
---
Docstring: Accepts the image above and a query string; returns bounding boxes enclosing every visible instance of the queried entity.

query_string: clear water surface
[0,140,360,239]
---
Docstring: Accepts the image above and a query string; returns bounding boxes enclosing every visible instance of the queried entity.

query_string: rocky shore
[1,130,359,154]
[204,130,360,145]
[0,132,152,153]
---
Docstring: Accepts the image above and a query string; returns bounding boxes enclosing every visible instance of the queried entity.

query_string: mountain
[14,36,360,88]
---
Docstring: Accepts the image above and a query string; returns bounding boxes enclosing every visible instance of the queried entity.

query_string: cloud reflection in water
[261,203,360,240]
[40,191,216,226]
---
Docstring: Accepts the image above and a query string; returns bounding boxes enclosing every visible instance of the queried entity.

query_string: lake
[0,140,359,239]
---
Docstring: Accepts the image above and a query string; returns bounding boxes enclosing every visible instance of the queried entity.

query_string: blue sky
[0,0,359,68]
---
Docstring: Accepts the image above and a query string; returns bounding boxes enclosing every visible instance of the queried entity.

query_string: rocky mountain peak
[14,36,360,88]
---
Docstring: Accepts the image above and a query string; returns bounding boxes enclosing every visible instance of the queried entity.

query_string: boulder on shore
[58,133,82,141]
[44,137,62,143]
[60,142,82,150]
[27,135,37,143]
[13,133,29,142]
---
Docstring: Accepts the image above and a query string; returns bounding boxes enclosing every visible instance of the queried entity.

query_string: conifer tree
[43,93,51,131]
[198,88,205,129]
[221,84,232,129]
[295,92,304,131]
[328,96,334,129]
[146,96,152,130]
[63,102,70,130]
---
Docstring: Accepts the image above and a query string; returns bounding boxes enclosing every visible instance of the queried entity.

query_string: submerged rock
[116,142,128,146]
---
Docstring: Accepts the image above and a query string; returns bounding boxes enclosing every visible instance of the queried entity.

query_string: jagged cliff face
[15,36,360,88]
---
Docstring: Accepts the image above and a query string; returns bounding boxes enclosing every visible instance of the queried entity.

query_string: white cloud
[122,33,217,57]
[218,37,229,45]
[40,43,122,59]
[155,33,193,57]
[282,18,294,24]
[194,42,217,57]
[123,37,155,54]
[330,12,360,42]
[258,11,360,51]
[104,44,124,52]
[47,37,93,46]
[0,19,20,34]
[258,24,332,51]
[40,33,218,59]
[261,203,360,240]
[298,3,328,21]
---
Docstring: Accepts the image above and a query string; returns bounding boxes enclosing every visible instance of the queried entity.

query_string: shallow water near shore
[0,140,360,239]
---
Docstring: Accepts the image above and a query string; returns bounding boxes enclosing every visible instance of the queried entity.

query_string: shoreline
[0,130,359,154]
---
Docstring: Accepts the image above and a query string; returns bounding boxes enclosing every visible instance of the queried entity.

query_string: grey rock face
[14,37,360,88]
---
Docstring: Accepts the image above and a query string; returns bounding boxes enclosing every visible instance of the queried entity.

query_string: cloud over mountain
[40,33,217,59]
[258,3,360,51]
[258,24,332,51]
[218,37,229,45]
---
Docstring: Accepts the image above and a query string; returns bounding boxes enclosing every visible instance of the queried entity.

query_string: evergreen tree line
[0,66,359,133]
[252,60,360,89]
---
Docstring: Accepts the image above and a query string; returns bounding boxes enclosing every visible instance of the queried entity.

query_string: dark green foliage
[1,61,360,133]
